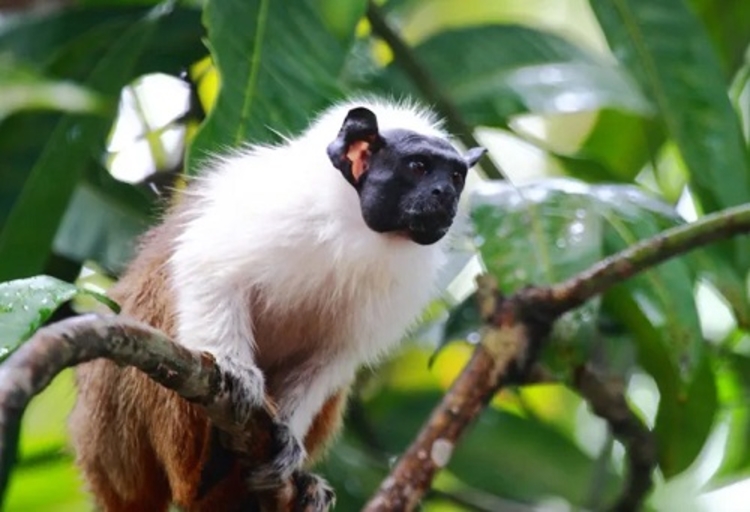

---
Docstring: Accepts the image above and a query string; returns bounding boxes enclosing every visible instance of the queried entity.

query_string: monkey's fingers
[289,471,336,512]
[212,356,267,424]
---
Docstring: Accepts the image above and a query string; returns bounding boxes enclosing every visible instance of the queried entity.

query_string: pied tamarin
[69,98,485,511]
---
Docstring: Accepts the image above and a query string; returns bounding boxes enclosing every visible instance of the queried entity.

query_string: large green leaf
[187,0,364,173]
[470,179,605,377]
[371,25,651,128]
[0,4,203,281]
[604,290,717,478]
[591,0,750,270]
[595,193,717,477]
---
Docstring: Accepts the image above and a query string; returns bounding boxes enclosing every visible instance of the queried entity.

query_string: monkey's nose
[431,184,449,196]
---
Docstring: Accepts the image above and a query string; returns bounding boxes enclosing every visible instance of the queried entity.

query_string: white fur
[170,98,450,438]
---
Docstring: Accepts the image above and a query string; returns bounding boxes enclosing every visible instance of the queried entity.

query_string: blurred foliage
[1,0,750,510]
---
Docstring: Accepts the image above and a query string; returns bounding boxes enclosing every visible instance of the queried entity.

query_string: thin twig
[524,203,750,316]
[365,1,505,180]
[575,365,656,512]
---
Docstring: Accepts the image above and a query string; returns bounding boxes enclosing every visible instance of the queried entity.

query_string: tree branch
[0,314,281,498]
[524,203,750,316]
[365,1,505,180]
[364,203,750,511]
[575,365,657,512]
[363,276,542,511]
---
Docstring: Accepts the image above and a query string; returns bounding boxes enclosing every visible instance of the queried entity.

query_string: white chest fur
[170,98,449,439]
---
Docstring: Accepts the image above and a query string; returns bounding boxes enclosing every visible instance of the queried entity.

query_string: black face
[327,107,485,245]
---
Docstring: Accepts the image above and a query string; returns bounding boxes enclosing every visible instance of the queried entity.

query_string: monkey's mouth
[405,212,453,245]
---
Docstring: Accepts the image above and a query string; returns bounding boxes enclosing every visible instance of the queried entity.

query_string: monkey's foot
[245,421,306,490]
[290,471,336,512]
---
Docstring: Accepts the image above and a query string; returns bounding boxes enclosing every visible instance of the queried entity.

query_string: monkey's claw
[246,420,306,490]
[290,471,336,512]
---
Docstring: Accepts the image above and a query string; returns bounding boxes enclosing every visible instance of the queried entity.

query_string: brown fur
[70,219,350,511]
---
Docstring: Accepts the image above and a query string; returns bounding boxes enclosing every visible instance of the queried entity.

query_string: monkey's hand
[211,355,305,490]
[213,355,267,423]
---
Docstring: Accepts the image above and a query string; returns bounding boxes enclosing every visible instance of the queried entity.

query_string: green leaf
[602,290,717,478]
[0,4,201,281]
[593,183,704,379]
[372,25,652,127]
[654,354,718,477]
[441,294,481,346]
[316,0,367,43]
[0,275,117,360]
[687,0,750,77]
[187,0,358,173]
[591,0,750,270]
[713,350,750,481]
[0,6,203,78]
[53,165,154,274]
[469,179,606,377]
[590,183,716,477]
[0,276,77,357]
[563,110,663,183]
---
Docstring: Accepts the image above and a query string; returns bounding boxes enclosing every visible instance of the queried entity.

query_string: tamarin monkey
[69,98,485,511]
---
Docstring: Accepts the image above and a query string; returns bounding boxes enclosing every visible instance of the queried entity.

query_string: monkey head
[327,107,485,245]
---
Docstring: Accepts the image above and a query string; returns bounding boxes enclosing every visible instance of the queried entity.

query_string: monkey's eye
[408,159,427,176]
[452,171,464,186]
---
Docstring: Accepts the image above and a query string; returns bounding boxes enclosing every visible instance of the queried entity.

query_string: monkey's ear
[327,107,385,186]
[464,147,487,168]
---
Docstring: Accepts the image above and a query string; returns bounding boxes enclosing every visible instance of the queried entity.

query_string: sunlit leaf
[591,0,750,271]
[187,0,359,172]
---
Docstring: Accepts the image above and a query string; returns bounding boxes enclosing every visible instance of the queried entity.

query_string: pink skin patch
[346,140,371,182]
